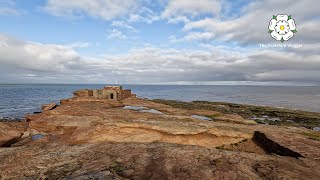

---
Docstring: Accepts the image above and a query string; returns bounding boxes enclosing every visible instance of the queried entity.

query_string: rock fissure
[253,131,303,158]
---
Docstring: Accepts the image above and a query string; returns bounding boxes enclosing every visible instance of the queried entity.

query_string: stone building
[73,86,136,101]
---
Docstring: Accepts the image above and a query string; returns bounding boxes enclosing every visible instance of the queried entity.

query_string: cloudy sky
[0,0,319,85]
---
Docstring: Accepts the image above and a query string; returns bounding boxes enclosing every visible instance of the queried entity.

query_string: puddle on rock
[268,117,281,121]
[123,106,164,115]
[191,115,212,121]
[251,117,267,121]
[251,115,281,124]
[32,134,44,141]
[313,127,320,132]
[123,106,147,110]
[140,109,163,114]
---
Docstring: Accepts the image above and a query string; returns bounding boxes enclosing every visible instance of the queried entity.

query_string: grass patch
[152,99,320,129]
[302,132,320,141]
[109,163,125,174]
[254,119,298,127]
[253,119,265,124]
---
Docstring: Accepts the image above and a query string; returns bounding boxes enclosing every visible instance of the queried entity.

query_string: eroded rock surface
[41,103,57,111]
[0,122,28,147]
[0,96,320,179]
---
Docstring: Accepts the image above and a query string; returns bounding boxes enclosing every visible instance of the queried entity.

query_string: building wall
[92,90,98,98]
[104,86,122,91]
[73,86,133,101]
[88,90,93,96]
[102,89,118,100]
[73,89,89,97]
[119,89,132,100]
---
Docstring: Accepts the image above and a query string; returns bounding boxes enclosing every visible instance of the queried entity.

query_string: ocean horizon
[1,84,320,119]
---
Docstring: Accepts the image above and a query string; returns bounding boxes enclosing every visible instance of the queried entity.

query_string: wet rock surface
[0,117,22,122]
[313,127,320,132]
[191,115,212,121]
[0,96,320,179]
[153,99,320,128]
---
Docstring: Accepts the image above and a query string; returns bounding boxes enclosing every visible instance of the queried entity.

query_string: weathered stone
[0,122,27,147]
[122,169,134,176]
[73,89,90,97]
[1,90,320,179]
[41,103,57,111]
[73,86,134,101]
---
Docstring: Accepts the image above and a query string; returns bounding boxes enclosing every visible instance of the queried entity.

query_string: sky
[0,0,319,85]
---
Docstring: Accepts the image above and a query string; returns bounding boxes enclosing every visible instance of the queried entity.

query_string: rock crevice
[253,131,303,158]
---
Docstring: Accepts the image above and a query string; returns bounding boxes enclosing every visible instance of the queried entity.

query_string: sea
[1,84,320,119]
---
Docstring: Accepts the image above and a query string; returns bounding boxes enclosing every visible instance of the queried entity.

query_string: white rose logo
[268,14,297,42]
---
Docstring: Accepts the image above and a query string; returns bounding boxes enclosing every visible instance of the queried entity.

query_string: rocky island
[1,86,320,179]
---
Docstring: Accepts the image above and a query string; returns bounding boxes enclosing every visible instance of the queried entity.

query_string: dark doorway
[110,93,114,99]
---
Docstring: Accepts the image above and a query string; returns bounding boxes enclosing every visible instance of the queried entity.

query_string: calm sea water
[1,84,320,119]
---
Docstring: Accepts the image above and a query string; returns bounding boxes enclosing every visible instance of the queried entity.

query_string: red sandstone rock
[1,93,320,179]
[0,122,28,147]
[41,103,57,111]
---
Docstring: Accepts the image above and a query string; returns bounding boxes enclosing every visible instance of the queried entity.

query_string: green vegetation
[152,99,320,128]
[253,119,265,124]
[210,158,224,166]
[109,163,125,174]
[302,132,320,141]
[253,119,297,127]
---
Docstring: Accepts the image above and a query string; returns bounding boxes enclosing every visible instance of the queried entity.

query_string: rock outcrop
[0,90,320,179]
[0,122,28,147]
[41,103,57,111]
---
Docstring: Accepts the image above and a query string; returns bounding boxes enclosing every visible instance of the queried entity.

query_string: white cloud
[182,0,320,44]
[67,42,90,48]
[102,45,320,84]
[162,0,221,19]
[0,34,114,83]
[1,0,319,86]
[0,34,78,73]
[167,16,190,24]
[44,0,139,20]
[183,31,215,41]
[2,34,319,84]
[128,7,160,24]
[107,29,127,40]
[169,31,215,42]
[111,21,136,31]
